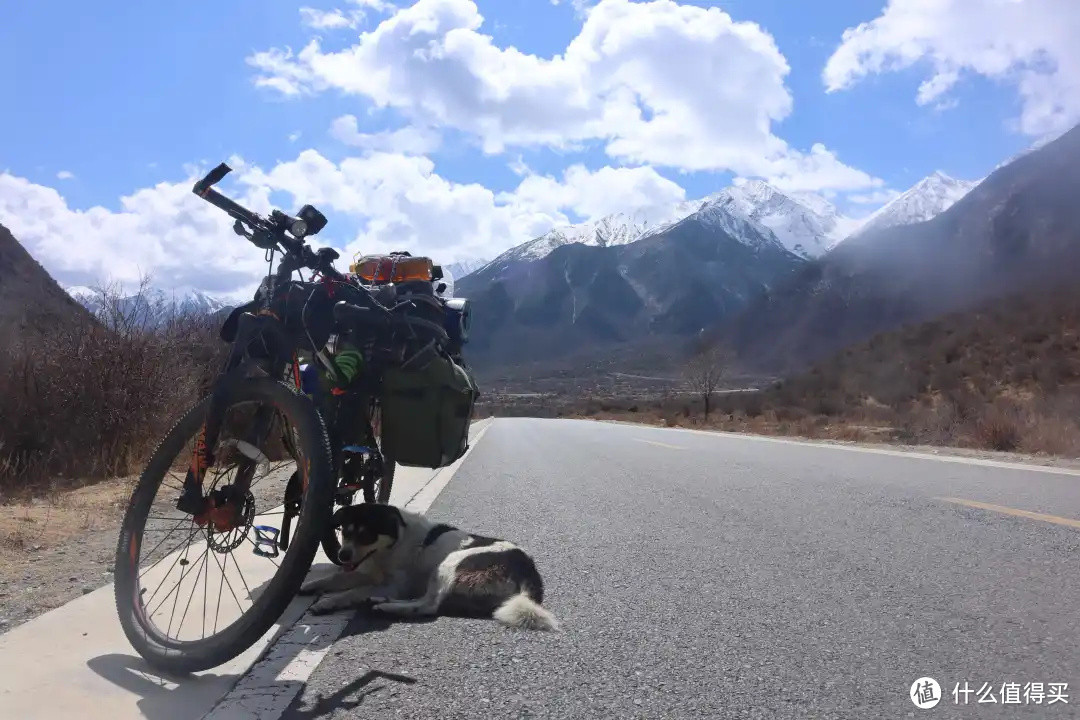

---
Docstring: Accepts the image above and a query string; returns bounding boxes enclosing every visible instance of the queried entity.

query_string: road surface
[274,418,1080,719]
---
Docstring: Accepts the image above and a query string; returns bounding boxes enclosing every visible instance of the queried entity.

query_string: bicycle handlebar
[194,164,269,232]
[192,162,346,283]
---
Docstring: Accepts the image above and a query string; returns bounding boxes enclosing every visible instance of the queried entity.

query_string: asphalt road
[281,418,1080,719]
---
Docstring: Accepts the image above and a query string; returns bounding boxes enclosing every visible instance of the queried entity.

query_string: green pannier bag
[380,353,479,469]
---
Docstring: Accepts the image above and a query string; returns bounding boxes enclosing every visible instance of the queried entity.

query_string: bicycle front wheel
[113,378,334,674]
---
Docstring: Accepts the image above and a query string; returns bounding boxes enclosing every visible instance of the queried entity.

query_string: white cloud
[508,155,530,177]
[504,164,685,222]
[289,130,303,142]
[823,0,1080,137]
[0,172,272,299]
[550,0,595,16]
[56,170,75,180]
[350,0,395,11]
[248,0,881,193]
[1,150,686,296]
[299,7,360,30]
[848,188,902,205]
[330,114,441,155]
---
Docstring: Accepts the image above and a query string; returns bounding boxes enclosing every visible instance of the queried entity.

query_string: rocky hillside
[0,223,92,344]
[459,203,803,369]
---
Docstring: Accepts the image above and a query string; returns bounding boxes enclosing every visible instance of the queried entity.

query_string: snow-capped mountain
[443,258,489,281]
[850,171,978,239]
[481,182,860,279]
[711,180,858,258]
[66,285,229,325]
[498,207,692,267]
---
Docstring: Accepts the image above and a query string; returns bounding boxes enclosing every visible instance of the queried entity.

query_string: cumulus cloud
[299,7,359,30]
[504,164,685,222]
[330,114,441,155]
[0,172,272,299]
[249,0,880,192]
[0,150,688,296]
[56,170,75,180]
[824,0,1080,137]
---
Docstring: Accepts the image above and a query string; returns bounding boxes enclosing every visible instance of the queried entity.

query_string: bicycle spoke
[202,547,210,640]
[176,547,210,640]
[137,517,191,569]
[141,524,201,607]
[209,547,246,620]
[228,544,254,601]
[213,550,226,636]
[161,543,208,631]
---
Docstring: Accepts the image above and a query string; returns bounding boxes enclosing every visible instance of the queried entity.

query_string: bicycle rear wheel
[113,378,333,674]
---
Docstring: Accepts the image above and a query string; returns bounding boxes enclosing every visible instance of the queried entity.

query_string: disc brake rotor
[205,489,256,553]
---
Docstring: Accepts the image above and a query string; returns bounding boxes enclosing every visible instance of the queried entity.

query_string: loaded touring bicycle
[112,162,478,673]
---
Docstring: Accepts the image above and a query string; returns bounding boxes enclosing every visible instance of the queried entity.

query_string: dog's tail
[493,592,559,631]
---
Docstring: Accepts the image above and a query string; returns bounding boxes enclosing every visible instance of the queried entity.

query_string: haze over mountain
[726,122,1080,373]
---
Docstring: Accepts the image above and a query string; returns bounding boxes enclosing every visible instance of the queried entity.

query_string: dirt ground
[0,477,134,634]
[0,462,297,636]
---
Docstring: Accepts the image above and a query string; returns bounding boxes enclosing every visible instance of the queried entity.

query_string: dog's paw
[298,581,322,596]
[309,597,342,615]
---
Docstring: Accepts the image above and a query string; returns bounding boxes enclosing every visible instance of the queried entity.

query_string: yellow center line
[635,439,685,450]
[937,497,1080,530]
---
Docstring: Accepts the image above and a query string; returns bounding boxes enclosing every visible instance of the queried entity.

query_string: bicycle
[113,162,425,673]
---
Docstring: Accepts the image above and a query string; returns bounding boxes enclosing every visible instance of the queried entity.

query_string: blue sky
[0,0,1074,296]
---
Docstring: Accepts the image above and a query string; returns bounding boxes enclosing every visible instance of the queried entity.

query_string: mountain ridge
[0,223,93,343]
[725,122,1080,373]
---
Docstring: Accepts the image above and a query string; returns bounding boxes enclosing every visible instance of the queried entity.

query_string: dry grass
[0,476,133,583]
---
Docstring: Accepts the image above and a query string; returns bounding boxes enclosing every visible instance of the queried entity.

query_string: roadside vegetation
[0,279,225,496]
[479,287,1080,458]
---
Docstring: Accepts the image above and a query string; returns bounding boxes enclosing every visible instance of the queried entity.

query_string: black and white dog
[299,503,558,631]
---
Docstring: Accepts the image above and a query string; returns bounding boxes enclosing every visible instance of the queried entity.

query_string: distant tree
[683,344,735,420]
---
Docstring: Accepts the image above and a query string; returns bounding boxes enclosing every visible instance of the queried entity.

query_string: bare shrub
[970,404,1022,452]
[682,344,734,420]
[1019,415,1080,456]
[0,280,225,493]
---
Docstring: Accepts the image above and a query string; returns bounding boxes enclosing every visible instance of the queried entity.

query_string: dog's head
[331,503,406,570]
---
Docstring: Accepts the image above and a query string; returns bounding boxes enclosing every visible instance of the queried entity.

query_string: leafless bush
[969,403,1022,452]
[0,280,226,493]
[682,343,734,420]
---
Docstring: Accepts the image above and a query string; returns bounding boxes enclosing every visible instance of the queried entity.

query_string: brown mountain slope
[726,122,1080,373]
[502,286,1080,457]
[0,223,92,343]
[709,284,1080,454]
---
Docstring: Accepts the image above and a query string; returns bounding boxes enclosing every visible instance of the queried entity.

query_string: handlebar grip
[193,163,232,196]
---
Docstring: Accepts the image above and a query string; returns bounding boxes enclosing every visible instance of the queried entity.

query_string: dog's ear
[330,506,351,528]
[385,505,405,528]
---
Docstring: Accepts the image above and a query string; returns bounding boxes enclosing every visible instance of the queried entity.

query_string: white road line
[594,420,1080,478]
[201,418,494,720]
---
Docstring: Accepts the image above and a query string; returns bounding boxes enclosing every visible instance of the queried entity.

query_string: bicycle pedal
[252,525,280,558]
